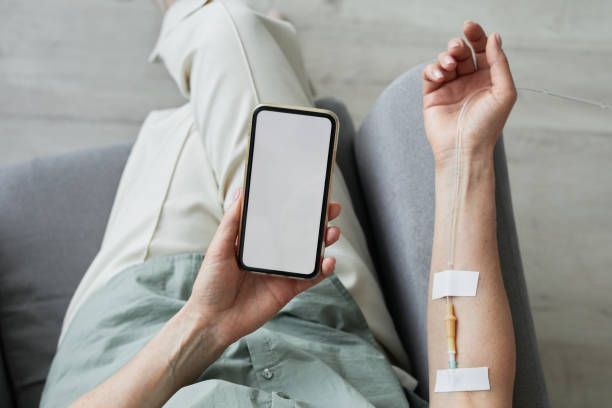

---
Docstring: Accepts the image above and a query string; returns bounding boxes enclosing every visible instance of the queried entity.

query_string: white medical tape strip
[434,367,490,392]
[432,270,479,300]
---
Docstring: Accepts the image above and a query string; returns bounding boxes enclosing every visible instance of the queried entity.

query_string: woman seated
[42,0,517,406]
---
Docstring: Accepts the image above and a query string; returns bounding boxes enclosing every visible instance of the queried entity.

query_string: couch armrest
[0,144,132,407]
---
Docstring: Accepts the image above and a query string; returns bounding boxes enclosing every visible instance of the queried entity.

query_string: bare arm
[71,193,343,407]
[422,22,517,407]
[71,308,225,407]
[428,156,515,407]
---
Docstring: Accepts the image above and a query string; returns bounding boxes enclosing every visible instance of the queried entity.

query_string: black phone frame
[237,104,338,279]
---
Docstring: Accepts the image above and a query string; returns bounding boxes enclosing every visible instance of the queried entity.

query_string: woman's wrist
[163,306,227,389]
[433,148,496,198]
[433,144,495,175]
[176,304,227,358]
[71,303,228,407]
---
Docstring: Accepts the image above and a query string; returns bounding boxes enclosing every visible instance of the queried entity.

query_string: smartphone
[237,104,339,279]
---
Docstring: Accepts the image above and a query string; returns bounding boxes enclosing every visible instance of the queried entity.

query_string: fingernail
[495,32,502,47]
[443,55,455,66]
[433,69,443,80]
[463,20,474,26]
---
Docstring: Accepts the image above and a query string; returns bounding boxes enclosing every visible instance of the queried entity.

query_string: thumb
[485,32,517,102]
[207,189,243,258]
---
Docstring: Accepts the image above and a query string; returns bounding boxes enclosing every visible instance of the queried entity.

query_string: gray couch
[0,67,549,407]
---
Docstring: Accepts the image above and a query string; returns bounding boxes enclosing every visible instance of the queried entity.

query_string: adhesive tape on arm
[432,270,479,300]
[434,367,490,392]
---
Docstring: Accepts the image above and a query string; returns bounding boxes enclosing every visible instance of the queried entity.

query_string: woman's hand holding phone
[72,191,342,408]
[184,189,342,348]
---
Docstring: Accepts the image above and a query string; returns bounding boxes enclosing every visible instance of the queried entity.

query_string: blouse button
[261,368,274,380]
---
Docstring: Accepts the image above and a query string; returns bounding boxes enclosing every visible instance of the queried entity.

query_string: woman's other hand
[184,189,342,347]
[422,21,517,164]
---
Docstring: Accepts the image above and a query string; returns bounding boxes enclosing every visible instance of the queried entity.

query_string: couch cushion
[0,144,131,407]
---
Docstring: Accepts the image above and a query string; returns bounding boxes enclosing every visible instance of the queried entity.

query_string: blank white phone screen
[242,109,333,276]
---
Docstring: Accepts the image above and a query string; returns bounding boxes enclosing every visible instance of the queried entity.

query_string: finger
[422,63,447,94]
[447,37,476,75]
[436,52,458,83]
[327,202,341,221]
[485,32,517,103]
[292,257,335,294]
[424,63,446,83]
[422,69,438,95]
[438,51,457,72]
[321,257,336,277]
[325,226,341,246]
[208,189,243,257]
[464,21,488,53]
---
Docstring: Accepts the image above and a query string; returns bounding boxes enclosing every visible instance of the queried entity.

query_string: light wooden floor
[1,1,611,406]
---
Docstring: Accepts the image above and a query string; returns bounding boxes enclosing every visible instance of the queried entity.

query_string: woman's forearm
[428,153,516,407]
[71,307,225,408]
